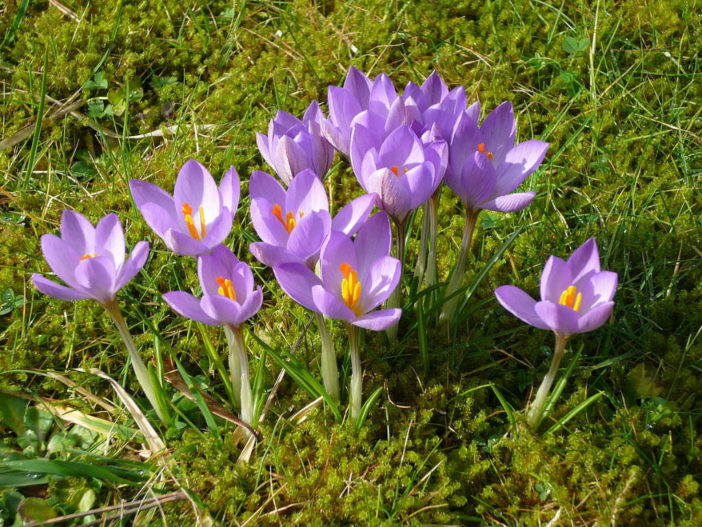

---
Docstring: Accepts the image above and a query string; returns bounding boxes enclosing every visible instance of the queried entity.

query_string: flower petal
[40,234,82,288]
[95,213,125,267]
[173,160,221,229]
[493,140,548,197]
[114,241,149,291]
[74,255,117,304]
[353,212,392,279]
[60,210,95,255]
[32,274,90,301]
[495,285,550,330]
[360,255,401,311]
[256,132,274,169]
[320,231,357,297]
[249,242,297,268]
[480,191,535,213]
[198,245,239,296]
[576,301,614,333]
[331,193,375,236]
[287,211,331,261]
[353,308,402,331]
[369,168,412,223]
[219,165,240,215]
[312,285,356,321]
[567,238,601,283]
[534,301,579,335]
[481,101,515,166]
[452,151,496,210]
[540,256,572,304]
[344,66,372,108]
[273,263,322,312]
[201,208,233,249]
[163,291,220,325]
[135,202,177,240]
[200,294,242,327]
[235,286,263,324]
[378,126,424,168]
[286,169,329,214]
[165,229,209,257]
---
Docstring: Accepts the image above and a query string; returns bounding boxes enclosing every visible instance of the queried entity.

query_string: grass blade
[355,386,383,431]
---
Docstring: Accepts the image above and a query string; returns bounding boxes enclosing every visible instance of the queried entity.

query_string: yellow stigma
[558,285,582,312]
[79,253,98,261]
[216,276,236,301]
[340,263,362,316]
[182,202,206,241]
[272,203,297,234]
[389,166,408,177]
[477,142,494,161]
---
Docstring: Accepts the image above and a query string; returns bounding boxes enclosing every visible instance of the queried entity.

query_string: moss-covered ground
[1,0,701,524]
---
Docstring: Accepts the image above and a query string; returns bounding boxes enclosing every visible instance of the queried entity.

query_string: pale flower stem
[386,220,406,341]
[413,202,430,285]
[348,324,362,420]
[224,326,242,408]
[315,312,340,402]
[104,301,165,423]
[440,209,479,324]
[527,334,569,429]
[426,192,439,291]
[230,326,253,429]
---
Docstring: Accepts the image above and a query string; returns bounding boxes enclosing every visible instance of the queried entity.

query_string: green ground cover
[1,0,700,524]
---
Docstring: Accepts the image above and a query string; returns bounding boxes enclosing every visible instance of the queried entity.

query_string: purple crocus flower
[256,101,334,185]
[32,210,149,305]
[350,124,447,227]
[495,238,617,337]
[129,160,240,257]
[249,169,374,269]
[447,102,549,214]
[273,212,401,331]
[163,245,262,328]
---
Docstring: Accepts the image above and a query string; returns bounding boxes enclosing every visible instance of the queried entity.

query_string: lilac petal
[494,140,549,196]
[481,101,516,166]
[129,179,178,225]
[311,285,355,322]
[480,192,535,213]
[331,193,375,236]
[540,256,572,304]
[534,301,580,335]
[219,166,240,215]
[74,256,117,304]
[250,197,289,247]
[32,274,90,301]
[369,73,398,114]
[370,168,412,223]
[495,285,550,330]
[286,169,329,214]
[41,234,82,287]
[353,212,391,278]
[165,229,208,257]
[577,301,614,333]
[465,100,480,123]
[235,286,263,324]
[114,241,149,291]
[350,122,382,177]
[421,71,448,106]
[273,109,302,131]
[173,160,221,229]
[384,97,409,133]
[274,263,322,312]
[344,66,372,107]
[163,291,220,325]
[587,270,617,304]
[287,211,331,260]
[567,238,601,283]
[201,294,243,327]
[256,132,274,169]
[198,249,232,296]
[353,308,401,331]
[60,210,95,255]
[378,126,424,168]
[137,202,178,240]
[320,231,357,297]
[448,112,482,181]
[211,244,241,274]
[360,255,401,311]
[201,208,233,249]
[404,162,439,209]
[275,136,308,184]
[450,152,496,210]
[229,261,255,305]
[303,100,323,125]
[320,119,348,157]
[95,213,125,266]
[249,242,296,268]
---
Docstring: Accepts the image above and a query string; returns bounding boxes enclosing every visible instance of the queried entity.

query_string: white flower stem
[224,326,242,408]
[230,325,253,429]
[315,312,340,402]
[426,191,440,292]
[527,334,569,429]
[440,208,479,324]
[104,300,165,423]
[413,202,430,285]
[348,324,362,420]
[386,220,406,341]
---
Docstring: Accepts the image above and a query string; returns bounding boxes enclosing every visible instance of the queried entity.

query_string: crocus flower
[163,245,262,328]
[129,160,240,257]
[494,238,617,429]
[273,212,401,331]
[256,101,334,185]
[446,102,548,214]
[350,124,447,227]
[32,210,149,305]
[163,244,263,427]
[495,238,617,337]
[249,169,374,269]
[31,210,165,423]
[440,102,549,323]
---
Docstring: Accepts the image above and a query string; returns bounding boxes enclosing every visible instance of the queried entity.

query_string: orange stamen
[216,276,237,301]
[558,285,582,312]
[272,203,297,234]
[80,253,98,261]
[340,263,362,316]
[182,202,205,241]
[477,142,494,161]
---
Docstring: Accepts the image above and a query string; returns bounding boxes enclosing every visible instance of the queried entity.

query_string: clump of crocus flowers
[32,66,616,439]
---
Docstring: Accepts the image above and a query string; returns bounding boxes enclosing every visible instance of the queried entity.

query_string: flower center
[477,143,494,162]
[215,276,236,301]
[182,202,206,241]
[559,285,582,312]
[340,263,362,316]
[390,166,408,177]
[79,253,98,261]
[272,204,303,235]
